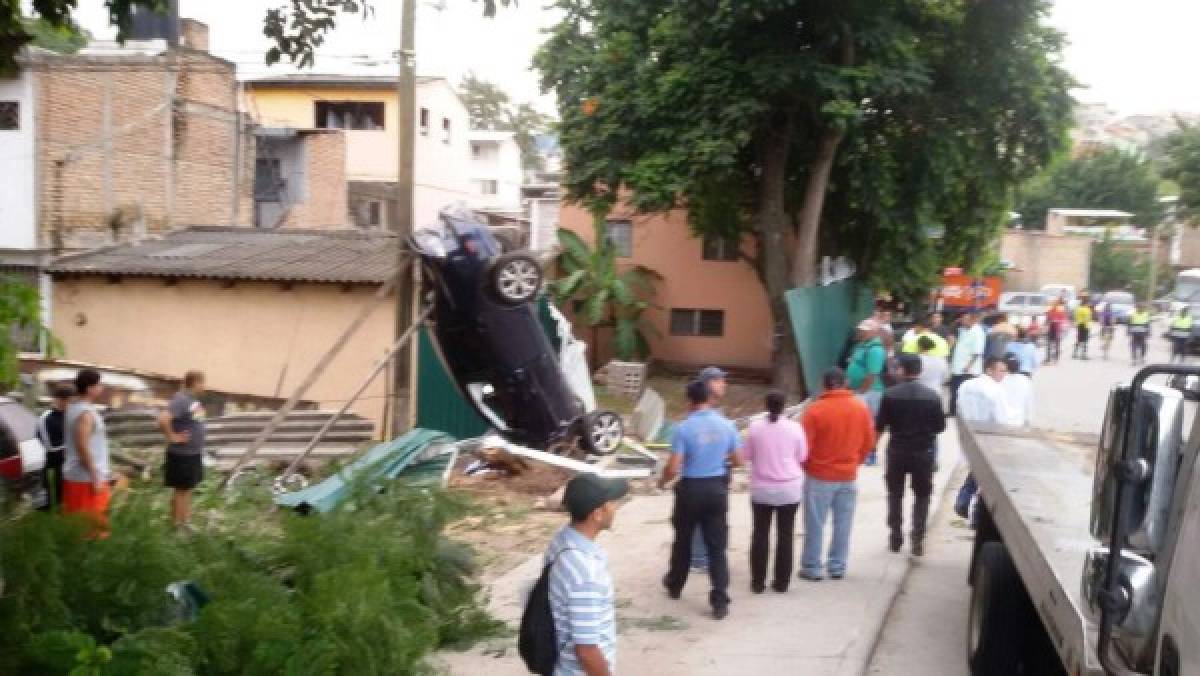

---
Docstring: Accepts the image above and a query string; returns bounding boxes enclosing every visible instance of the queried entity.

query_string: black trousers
[1131,333,1147,362]
[37,451,64,512]
[885,450,935,542]
[666,477,730,608]
[948,374,971,416]
[749,501,799,592]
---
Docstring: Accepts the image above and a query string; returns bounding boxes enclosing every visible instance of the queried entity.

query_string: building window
[419,107,429,135]
[670,309,725,337]
[364,200,383,227]
[254,158,284,201]
[315,101,385,130]
[702,234,740,261]
[0,101,17,130]
[441,117,452,143]
[606,220,633,258]
[471,142,482,158]
[478,179,498,196]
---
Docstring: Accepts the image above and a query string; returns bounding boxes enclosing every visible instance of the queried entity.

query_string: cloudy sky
[69,0,1200,116]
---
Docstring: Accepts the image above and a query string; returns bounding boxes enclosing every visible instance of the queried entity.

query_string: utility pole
[392,0,417,437]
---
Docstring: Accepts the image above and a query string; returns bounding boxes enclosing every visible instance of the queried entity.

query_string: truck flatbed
[959,423,1105,675]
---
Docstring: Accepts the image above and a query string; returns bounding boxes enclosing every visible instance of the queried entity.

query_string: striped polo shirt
[544,525,616,675]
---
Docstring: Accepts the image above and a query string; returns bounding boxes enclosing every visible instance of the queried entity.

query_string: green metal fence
[785,280,875,396]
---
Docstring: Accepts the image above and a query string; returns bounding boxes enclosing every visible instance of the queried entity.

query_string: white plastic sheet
[546,303,597,412]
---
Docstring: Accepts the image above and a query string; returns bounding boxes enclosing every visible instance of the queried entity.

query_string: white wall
[0,71,36,250]
[414,79,473,227]
[468,132,523,210]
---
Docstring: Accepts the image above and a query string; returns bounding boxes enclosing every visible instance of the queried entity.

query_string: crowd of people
[34,368,209,536]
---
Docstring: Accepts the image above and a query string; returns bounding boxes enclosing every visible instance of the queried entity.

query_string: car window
[1106,292,1134,305]
[1009,295,1025,306]
[1029,295,1045,306]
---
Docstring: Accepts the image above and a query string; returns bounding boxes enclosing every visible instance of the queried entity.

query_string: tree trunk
[790,127,845,287]
[754,117,802,394]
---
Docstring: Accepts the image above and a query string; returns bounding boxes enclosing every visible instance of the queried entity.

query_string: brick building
[0,21,254,282]
[253,128,348,229]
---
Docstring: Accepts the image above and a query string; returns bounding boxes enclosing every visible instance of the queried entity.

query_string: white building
[467,130,523,210]
[0,67,38,263]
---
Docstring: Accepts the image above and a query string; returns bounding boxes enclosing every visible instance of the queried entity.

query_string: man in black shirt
[36,384,73,511]
[876,354,946,556]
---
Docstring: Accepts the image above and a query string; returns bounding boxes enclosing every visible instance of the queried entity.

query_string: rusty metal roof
[47,226,401,284]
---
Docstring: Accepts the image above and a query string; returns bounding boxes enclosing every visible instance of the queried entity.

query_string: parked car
[410,205,625,456]
[1040,283,1079,310]
[1097,290,1136,323]
[0,397,47,508]
[997,291,1049,321]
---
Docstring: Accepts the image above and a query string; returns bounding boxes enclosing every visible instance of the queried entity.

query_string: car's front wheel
[581,410,624,455]
[490,253,543,305]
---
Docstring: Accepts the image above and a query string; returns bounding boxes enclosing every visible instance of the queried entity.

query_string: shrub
[0,479,502,675]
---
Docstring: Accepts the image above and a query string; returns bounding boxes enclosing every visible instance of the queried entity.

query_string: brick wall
[279,131,348,228]
[30,49,252,251]
[1001,231,1092,291]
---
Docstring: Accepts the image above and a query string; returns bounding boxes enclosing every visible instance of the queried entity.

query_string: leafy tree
[1089,229,1167,299]
[1,0,513,73]
[460,72,511,130]
[552,221,660,364]
[537,0,1071,387]
[460,74,556,171]
[1015,147,1162,229]
[0,277,60,389]
[22,17,88,54]
[1163,124,1200,223]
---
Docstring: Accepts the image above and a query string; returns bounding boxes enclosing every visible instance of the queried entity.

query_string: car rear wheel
[491,253,543,305]
[968,541,1032,675]
[581,411,624,455]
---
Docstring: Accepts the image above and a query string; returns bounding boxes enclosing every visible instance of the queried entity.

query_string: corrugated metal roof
[47,226,402,284]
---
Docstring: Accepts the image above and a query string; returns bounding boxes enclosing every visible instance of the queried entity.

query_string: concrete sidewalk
[437,421,964,675]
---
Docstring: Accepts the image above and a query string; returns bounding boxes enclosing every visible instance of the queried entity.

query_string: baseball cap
[698,366,728,382]
[857,319,878,331]
[563,474,629,521]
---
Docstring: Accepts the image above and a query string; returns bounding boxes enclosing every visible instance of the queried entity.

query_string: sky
[67,0,1200,117]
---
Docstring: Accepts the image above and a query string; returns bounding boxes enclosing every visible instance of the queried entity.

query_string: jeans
[1131,333,1147,363]
[859,391,882,465]
[955,474,978,518]
[885,451,934,543]
[665,478,731,608]
[750,501,799,592]
[948,374,971,416]
[690,529,708,568]
[801,478,858,577]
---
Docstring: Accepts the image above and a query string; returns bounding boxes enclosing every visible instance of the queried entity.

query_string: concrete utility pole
[392,0,418,437]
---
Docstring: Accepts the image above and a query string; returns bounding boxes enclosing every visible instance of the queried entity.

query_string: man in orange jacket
[799,368,877,581]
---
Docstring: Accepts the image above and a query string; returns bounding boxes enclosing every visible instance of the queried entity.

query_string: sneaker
[797,571,824,582]
[912,540,925,557]
[751,583,765,594]
[953,502,969,520]
[713,605,729,621]
[771,582,789,593]
[889,535,903,553]
[663,574,681,600]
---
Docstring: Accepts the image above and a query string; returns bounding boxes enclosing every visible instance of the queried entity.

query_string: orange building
[559,204,773,371]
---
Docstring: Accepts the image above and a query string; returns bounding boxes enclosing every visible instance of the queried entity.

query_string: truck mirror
[1082,546,1158,640]
[1089,384,1184,555]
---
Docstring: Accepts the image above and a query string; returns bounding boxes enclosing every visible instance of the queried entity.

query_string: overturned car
[410,206,624,456]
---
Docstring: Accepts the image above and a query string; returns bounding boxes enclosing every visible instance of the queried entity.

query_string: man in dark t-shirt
[36,384,74,511]
[158,370,207,528]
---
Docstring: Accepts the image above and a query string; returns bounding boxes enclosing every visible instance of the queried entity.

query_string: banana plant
[551,217,661,364]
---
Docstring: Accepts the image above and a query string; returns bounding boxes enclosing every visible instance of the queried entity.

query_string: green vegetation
[1015,148,1162,228]
[552,218,660,363]
[1089,229,1171,300]
[0,476,502,675]
[0,276,61,388]
[1163,124,1200,223]
[537,0,1072,387]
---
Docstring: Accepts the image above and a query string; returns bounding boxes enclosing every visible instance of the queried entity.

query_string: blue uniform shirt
[671,409,740,478]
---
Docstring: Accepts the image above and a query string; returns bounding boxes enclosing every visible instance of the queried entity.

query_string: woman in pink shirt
[744,391,809,593]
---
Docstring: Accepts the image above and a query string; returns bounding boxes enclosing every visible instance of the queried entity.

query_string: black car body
[411,207,623,455]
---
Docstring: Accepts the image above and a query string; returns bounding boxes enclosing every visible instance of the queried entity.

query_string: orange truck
[937,269,1002,311]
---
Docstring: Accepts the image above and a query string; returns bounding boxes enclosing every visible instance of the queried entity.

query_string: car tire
[490,253,543,305]
[581,410,624,455]
[968,541,1033,675]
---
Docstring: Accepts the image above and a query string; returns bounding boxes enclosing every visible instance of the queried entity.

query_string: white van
[1040,284,1078,309]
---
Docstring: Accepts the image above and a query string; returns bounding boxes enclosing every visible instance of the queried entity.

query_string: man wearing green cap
[544,473,628,675]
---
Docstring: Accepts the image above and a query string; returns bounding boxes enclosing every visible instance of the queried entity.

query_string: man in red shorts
[62,369,112,537]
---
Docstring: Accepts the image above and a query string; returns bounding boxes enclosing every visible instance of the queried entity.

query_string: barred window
[670,309,725,337]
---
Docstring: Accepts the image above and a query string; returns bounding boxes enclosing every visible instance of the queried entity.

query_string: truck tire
[968,542,1026,675]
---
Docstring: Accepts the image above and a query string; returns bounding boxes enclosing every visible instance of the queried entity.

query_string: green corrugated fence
[785,280,875,396]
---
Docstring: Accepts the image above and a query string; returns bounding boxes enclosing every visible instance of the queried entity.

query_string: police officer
[1128,304,1151,365]
[1170,306,1193,363]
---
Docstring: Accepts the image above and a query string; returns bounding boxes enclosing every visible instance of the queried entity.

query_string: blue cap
[698,366,728,382]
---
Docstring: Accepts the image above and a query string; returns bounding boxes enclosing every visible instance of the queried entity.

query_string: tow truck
[960,365,1200,675]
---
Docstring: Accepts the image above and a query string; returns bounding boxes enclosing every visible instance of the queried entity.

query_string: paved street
[866,328,1171,675]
